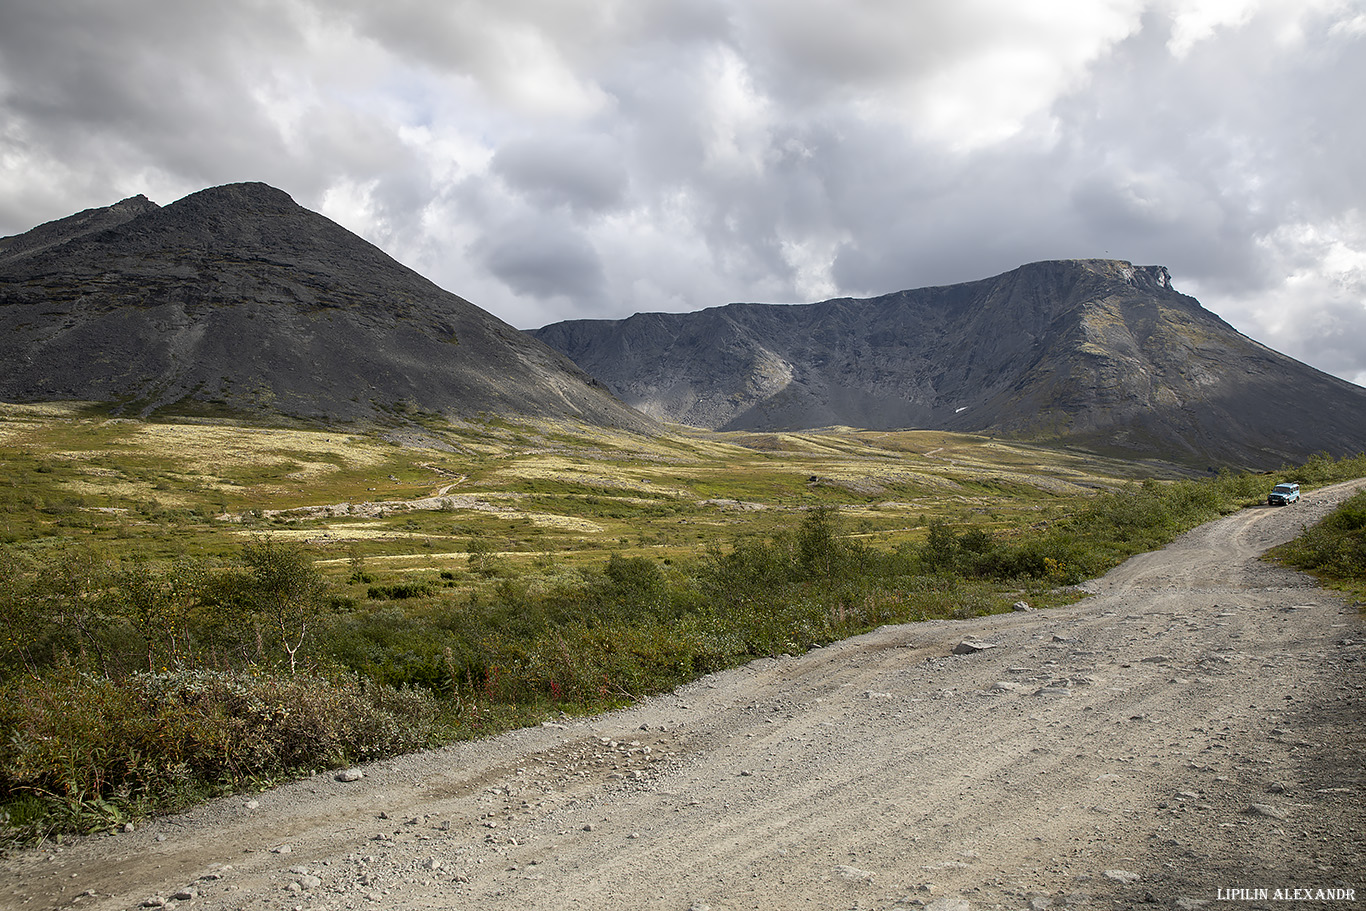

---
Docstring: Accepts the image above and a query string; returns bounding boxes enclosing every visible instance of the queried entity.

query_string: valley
[2,477,1361,910]
[0,401,1163,579]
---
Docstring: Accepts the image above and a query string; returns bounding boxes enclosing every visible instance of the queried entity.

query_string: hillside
[535,260,1366,467]
[0,182,647,429]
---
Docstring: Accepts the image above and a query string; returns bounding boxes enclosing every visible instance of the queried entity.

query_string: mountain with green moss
[0,182,646,429]
[535,260,1366,467]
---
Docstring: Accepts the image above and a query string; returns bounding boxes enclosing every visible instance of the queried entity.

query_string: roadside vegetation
[2,402,1362,844]
[1269,487,1366,603]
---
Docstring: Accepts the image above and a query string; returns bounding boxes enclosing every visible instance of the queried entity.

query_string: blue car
[1268,482,1300,506]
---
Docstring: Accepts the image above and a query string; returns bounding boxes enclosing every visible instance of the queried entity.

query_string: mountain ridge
[535,259,1366,467]
[0,182,649,430]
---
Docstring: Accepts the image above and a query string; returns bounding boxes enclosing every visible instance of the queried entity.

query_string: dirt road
[4,483,1363,911]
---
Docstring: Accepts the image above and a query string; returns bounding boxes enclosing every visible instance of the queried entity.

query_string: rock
[122,822,135,833]
[1013,600,1033,612]
[335,768,365,782]
[1245,803,1289,820]
[140,899,166,909]
[171,888,198,900]
[297,875,321,890]
[1104,869,1141,884]
[952,640,998,655]
[925,898,971,911]
[1176,898,1211,910]
[244,800,259,810]
[272,844,293,854]
[835,864,875,883]
[1034,685,1071,696]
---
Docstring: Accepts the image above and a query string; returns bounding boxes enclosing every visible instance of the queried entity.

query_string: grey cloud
[0,1,330,221]
[472,214,606,302]
[491,134,628,213]
[1296,302,1366,384]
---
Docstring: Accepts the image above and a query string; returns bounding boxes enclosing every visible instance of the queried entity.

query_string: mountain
[0,182,646,429]
[534,260,1366,467]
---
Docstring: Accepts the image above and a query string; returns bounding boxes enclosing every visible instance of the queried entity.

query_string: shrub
[1271,490,1366,586]
[0,668,437,840]
[366,582,436,600]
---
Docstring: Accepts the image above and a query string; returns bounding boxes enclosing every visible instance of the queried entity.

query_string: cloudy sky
[2,1,1363,385]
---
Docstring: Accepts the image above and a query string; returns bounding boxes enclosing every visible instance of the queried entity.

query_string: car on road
[1268,482,1300,506]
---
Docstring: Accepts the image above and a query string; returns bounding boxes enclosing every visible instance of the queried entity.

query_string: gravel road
[4,482,1363,911]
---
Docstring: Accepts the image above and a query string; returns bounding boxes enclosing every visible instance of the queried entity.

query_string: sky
[1,1,1364,387]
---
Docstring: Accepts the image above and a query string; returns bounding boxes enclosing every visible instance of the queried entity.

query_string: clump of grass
[0,667,437,844]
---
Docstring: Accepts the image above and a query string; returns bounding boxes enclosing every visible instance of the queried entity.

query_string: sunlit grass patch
[124,424,389,472]
[491,459,694,497]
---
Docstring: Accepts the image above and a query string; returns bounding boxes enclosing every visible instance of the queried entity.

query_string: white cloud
[1166,0,1260,56]
[1201,214,1366,381]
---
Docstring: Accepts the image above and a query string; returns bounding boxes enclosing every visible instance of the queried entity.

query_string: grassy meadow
[2,400,1360,843]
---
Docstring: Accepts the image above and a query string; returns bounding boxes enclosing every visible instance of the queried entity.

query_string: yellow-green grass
[0,402,1185,585]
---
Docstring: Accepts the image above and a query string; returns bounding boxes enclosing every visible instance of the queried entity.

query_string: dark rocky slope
[0,183,647,429]
[535,260,1366,467]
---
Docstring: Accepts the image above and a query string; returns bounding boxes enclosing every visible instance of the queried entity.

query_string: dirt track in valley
[3,482,1363,911]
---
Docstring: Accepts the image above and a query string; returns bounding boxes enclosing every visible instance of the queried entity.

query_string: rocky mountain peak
[0,193,160,265]
[163,181,301,220]
[535,259,1366,467]
[0,183,650,429]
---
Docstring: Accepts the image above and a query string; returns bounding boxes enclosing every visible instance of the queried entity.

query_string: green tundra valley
[3,401,1362,843]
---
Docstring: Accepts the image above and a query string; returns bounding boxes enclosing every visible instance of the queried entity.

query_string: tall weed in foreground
[0,668,437,843]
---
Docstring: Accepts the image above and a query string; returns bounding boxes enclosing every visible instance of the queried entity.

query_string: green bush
[366,582,436,600]
[1271,490,1366,586]
[0,668,437,840]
